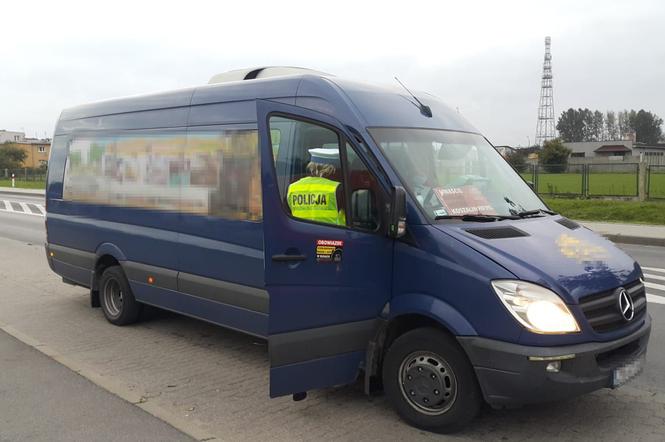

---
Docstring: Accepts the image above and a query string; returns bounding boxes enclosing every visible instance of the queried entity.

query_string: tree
[556,108,586,142]
[505,149,527,173]
[605,111,618,140]
[580,108,596,141]
[558,107,663,143]
[0,145,27,170]
[617,110,631,138]
[539,139,571,173]
[632,110,663,144]
[591,110,605,141]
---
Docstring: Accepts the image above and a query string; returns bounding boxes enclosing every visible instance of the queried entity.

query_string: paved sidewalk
[578,220,665,247]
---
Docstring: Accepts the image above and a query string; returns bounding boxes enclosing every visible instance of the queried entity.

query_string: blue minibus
[45,67,650,432]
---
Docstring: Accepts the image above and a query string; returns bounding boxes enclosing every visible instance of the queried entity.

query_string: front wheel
[382,327,481,433]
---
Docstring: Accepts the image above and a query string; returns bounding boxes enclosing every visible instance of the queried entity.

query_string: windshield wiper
[515,208,557,218]
[435,214,519,222]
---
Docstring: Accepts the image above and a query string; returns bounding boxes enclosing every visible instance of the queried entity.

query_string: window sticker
[316,239,344,263]
[433,185,496,216]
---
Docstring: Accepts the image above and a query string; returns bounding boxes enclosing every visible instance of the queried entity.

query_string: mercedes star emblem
[617,288,635,322]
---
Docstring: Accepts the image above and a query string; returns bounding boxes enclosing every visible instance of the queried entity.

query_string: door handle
[272,254,307,262]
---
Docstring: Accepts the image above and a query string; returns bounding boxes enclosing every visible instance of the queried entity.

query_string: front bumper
[458,314,651,408]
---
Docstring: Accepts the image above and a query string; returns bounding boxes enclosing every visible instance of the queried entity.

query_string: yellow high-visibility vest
[287,176,346,225]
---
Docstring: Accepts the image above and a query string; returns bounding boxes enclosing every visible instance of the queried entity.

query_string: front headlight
[491,280,580,334]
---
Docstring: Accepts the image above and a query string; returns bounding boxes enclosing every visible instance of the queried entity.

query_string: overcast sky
[2,0,664,146]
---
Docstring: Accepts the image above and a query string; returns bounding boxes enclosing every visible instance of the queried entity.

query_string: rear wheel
[99,266,142,326]
[382,327,481,433]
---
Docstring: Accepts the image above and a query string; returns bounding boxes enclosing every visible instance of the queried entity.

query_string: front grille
[579,280,647,333]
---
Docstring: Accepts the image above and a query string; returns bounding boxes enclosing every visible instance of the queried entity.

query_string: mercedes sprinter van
[45,67,650,432]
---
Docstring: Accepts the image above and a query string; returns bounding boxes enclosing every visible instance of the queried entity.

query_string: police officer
[287,148,346,225]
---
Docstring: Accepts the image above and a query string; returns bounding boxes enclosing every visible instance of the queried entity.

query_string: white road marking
[644,273,665,282]
[645,281,665,292]
[647,293,665,305]
[0,200,44,217]
[642,266,665,274]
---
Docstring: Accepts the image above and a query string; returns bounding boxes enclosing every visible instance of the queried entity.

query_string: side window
[62,129,262,221]
[346,143,381,231]
[185,129,262,220]
[269,116,346,227]
[64,132,186,210]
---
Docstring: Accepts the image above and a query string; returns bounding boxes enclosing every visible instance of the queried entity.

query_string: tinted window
[64,132,185,209]
[63,128,261,220]
[185,130,261,220]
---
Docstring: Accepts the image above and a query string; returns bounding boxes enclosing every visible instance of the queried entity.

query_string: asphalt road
[0,193,45,244]
[1,191,665,440]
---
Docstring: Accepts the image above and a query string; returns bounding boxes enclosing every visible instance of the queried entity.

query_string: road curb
[601,234,665,248]
[0,321,218,441]
[0,187,45,197]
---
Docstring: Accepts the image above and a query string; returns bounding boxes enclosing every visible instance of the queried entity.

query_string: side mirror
[388,186,407,238]
[526,180,535,190]
[351,189,375,229]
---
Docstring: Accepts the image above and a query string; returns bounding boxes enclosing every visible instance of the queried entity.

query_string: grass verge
[543,197,665,225]
[0,180,46,189]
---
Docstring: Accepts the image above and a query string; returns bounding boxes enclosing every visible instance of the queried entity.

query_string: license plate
[612,353,645,388]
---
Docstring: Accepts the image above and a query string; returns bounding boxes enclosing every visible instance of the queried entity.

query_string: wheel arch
[387,293,477,338]
[364,294,477,394]
[90,243,127,307]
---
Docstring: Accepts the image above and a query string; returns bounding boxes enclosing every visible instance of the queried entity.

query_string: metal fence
[2,168,47,183]
[647,165,665,199]
[531,164,585,196]
[586,163,639,197]
[527,163,640,198]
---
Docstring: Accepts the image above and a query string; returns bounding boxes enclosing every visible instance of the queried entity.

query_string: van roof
[58,72,479,135]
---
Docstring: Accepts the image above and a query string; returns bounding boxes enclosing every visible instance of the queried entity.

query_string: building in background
[0,129,26,144]
[1,130,51,168]
[564,140,665,160]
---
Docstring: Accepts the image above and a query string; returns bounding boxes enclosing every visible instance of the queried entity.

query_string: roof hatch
[208,66,331,84]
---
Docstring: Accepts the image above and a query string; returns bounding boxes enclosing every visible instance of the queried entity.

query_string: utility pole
[535,36,556,146]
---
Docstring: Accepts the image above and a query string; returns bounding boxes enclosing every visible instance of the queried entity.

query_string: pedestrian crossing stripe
[645,281,665,292]
[644,266,665,304]
[644,273,665,282]
[0,200,45,217]
[647,294,665,305]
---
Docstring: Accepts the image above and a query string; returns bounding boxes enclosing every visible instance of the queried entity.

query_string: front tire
[382,327,481,433]
[99,266,142,326]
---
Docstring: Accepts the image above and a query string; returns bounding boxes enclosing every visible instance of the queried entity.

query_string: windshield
[368,128,547,219]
